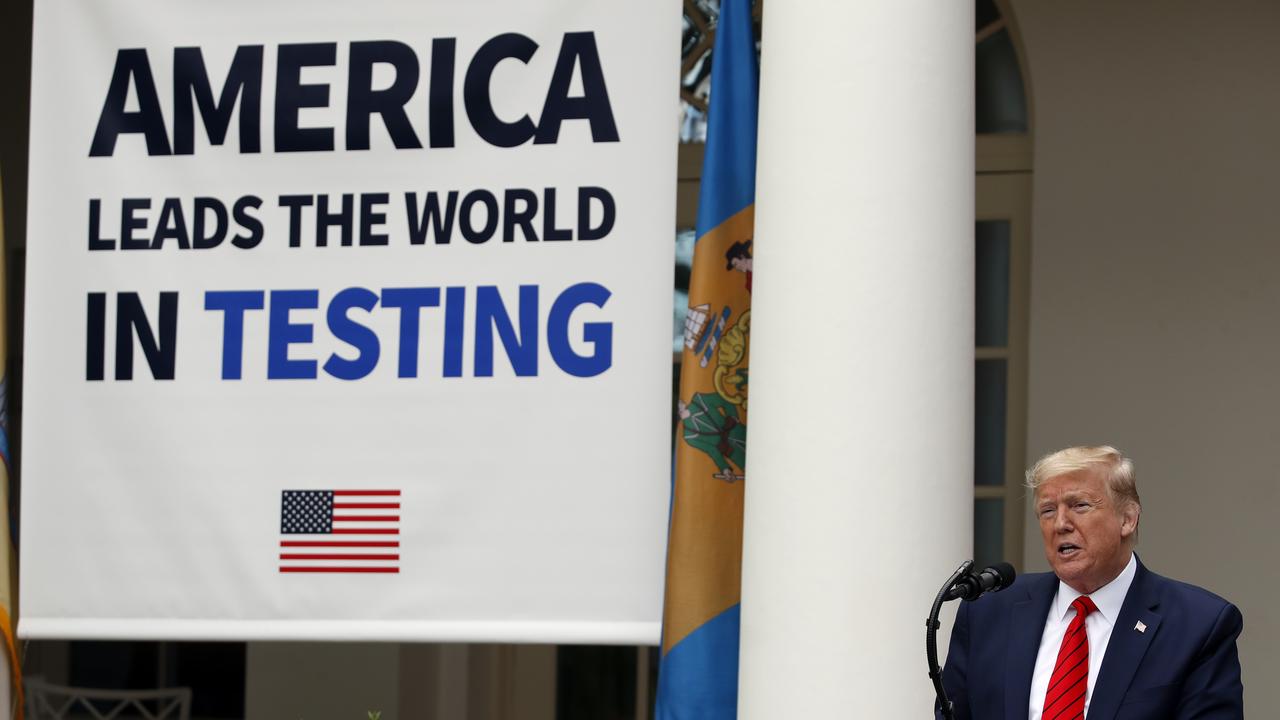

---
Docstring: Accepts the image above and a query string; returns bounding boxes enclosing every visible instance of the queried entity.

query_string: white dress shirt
[1028,553,1137,719]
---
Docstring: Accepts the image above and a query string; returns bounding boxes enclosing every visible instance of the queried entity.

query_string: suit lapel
[1087,560,1163,720]
[1005,574,1056,720]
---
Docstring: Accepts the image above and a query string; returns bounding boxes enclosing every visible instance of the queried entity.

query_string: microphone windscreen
[991,562,1016,590]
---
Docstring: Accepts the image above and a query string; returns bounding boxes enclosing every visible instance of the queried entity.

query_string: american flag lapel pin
[1135,621,1147,633]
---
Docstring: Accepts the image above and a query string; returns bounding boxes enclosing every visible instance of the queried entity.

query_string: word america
[91,33,618,156]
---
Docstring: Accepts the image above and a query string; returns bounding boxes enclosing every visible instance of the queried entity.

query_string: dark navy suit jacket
[937,558,1243,719]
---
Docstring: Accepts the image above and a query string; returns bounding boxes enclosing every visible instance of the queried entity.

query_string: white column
[739,1,973,717]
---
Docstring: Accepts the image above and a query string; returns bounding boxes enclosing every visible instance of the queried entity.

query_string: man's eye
[1074,502,1091,511]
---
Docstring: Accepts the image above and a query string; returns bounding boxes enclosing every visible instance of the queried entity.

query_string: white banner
[20,0,676,643]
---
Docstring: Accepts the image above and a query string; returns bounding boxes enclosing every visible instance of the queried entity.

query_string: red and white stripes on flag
[279,490,400,574]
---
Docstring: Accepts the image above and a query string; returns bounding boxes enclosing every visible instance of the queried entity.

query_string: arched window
[973,0,1032,580]
[977,0,1029,134]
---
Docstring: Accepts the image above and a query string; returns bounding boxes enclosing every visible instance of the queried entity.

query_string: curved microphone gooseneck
[927,561,1018,719]
[927,560,971,720]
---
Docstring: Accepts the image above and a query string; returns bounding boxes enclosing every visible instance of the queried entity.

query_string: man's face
[1035,469,1138,594]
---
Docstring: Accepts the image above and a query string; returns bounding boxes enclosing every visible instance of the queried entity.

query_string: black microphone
[945,562,1016,601]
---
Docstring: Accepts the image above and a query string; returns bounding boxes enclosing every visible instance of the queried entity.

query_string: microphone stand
[927,559,971,720]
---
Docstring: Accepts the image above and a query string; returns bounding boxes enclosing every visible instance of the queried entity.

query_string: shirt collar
[1053,552,1137,626]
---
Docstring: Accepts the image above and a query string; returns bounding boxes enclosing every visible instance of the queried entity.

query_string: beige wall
[245,642,556,719]
[246,643,400,719]
[1012,0,1280,710]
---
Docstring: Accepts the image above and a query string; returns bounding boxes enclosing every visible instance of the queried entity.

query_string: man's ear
[1120,502,1141,539]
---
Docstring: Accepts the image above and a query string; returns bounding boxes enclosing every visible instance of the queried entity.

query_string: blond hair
[1025,445,1141,510]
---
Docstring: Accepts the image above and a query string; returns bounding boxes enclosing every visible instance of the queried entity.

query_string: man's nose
[1054,510,1073,532]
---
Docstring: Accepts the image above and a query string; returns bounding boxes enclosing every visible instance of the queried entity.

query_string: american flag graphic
[279,490,400,573]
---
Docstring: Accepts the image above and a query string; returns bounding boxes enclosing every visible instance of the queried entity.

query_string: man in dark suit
[938,446,1243,719]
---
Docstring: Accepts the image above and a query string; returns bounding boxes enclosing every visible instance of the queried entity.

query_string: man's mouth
[1057,543,1081,557]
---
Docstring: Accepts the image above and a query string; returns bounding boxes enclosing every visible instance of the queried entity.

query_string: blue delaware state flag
[657,0,758,717]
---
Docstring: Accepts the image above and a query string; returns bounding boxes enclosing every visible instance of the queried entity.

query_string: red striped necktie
[1042,595,1098,720]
